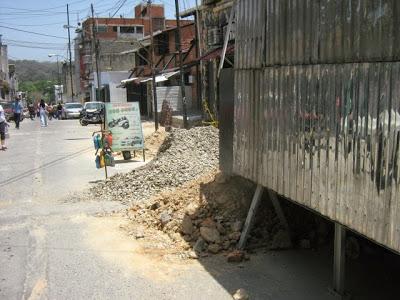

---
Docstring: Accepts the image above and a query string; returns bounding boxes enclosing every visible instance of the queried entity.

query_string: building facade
[0,43,18,101]
[75,3,190,103]
[122,22,199,118]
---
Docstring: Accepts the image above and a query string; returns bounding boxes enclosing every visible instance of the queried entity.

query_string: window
[95,25,107,33]
[112,26,118,32]
[156,33,169,55]
[152,18,165,32]
[120,26,135,33]
[136,26,143,34]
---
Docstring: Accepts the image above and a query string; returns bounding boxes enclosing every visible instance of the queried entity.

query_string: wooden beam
[238,184,264,249]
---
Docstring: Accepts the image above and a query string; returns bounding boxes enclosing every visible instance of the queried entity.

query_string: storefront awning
[117,77,138,88]
[140,71,180,83]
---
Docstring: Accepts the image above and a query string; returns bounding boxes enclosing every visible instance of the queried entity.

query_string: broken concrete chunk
[181,214,194,235]
[232,288,249,300]
[208,243,221,254]
[193,237,206,253]
[227,250,245,263]
[160,211,172,226]
[200,226,221,243]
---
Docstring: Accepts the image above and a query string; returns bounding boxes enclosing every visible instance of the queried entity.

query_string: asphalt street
[1,118,396,300]
[0,118,235,299]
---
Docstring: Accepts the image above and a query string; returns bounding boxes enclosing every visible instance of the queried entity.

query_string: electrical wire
[0,25,68,39]
[3,38,66,45]
[110,0,129,18]
[0,21,66,27]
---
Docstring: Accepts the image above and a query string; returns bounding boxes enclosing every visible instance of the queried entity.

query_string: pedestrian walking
[39,99,48,127]
[12,97,23,129]
[57,102,63,119]
[0,103,8,150]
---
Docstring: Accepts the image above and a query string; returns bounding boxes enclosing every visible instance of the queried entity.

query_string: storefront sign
[105,102,144,151]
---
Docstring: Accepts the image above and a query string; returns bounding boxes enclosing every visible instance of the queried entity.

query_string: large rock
[160,211,172,226]
[200,226,221,243]
[227,250,245,263]
[181,214,194,235]
[232,288,249,300]
[193,237,206,252]
[208,243,221,254]
[201,217,216,228]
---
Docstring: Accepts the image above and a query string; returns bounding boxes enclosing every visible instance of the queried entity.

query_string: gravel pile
[91,126,219,204]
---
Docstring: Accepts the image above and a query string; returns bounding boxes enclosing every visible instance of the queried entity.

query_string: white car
[63,103,83,119]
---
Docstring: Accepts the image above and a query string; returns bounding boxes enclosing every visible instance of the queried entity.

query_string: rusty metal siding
[233,0,400,253]
[235,0,400,68]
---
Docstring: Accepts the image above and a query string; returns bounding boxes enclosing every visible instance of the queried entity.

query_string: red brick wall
[134,4,164,19]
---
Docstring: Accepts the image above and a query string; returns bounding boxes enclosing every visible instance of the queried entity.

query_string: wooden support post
[238,184,264,249]
[333,223,346,296]
[267,189,292,246]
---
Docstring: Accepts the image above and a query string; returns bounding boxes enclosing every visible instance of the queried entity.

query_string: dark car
[0,101,24,122]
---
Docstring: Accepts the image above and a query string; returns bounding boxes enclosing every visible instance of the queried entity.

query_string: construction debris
[125,170,257,256]
[232,288,249,300]
[91,126,219,204]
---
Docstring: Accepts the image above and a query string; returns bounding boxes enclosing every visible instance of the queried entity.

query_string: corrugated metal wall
[233,0,400,253]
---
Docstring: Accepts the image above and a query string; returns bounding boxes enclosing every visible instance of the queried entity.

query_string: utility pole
[174,0,188,129]
[91,3,101,102]
[67,4,75,102]
[91,3,107,179]
[148,0,159,131]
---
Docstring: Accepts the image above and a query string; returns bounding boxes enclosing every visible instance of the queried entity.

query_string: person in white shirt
[0,104,8,150]
[39,99,48,127]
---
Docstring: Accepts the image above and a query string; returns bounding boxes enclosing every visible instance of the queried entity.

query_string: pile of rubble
[91,126,219,204]
[125,170,272,258]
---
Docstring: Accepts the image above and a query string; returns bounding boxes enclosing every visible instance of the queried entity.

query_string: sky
[0,0,196,62]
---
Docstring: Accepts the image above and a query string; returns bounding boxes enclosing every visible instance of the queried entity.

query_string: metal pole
[56,56,62,102]
[148,0,159,131]
[174,0,188,129]
[194,0,202,110]
[91,4,101,100]
[333,223,346,295]
[67,4,75,102]
[91,3,107,179]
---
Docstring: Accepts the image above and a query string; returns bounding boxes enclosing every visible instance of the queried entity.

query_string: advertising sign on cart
[105,102,144,152]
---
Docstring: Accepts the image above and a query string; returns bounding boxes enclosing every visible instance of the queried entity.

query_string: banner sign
[105,102,144,151]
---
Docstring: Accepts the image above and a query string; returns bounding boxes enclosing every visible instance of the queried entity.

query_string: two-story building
[119,22,199,120]
[75,3,191,103]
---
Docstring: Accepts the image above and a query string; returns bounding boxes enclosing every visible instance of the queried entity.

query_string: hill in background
[9,59,59,82]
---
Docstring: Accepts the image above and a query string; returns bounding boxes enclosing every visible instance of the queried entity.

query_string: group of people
[0,98,64,151]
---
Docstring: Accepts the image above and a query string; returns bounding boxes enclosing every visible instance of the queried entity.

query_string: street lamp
[48,54,65,102]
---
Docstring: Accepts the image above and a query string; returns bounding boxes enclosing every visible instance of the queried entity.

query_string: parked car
[63,102,83,119]
[0,101,25,122]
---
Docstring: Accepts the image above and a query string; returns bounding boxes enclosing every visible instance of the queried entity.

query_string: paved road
[0,119,235,299]
[1,118,394,299]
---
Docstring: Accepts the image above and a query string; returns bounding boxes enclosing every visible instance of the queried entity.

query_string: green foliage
[10,59,59,102]
[19,80,56,102]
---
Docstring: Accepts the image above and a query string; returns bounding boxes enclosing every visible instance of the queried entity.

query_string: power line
[110,0,129,18]
[0,21,66,27]
[3,38,66,45]
[0,25,68,39]
[5,44,66,50]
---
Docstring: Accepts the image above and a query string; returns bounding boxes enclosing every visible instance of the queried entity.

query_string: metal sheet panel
[237,0,400,68]
[234,63,400,253]
[233,0,400,253]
